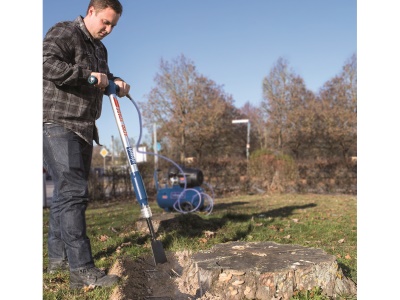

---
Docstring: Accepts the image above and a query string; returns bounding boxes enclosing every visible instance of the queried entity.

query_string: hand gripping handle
[88,75,119,96]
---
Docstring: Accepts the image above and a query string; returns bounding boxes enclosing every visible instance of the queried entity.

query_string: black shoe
[70,267,119,289]
[47,259,69,274]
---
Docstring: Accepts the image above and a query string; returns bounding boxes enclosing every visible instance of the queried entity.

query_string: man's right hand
[90,72,109,91]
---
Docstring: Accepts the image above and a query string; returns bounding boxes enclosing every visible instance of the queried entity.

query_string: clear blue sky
[43,0,356,149]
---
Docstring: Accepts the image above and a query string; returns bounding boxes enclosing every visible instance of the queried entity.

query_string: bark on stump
[182,241,356,300]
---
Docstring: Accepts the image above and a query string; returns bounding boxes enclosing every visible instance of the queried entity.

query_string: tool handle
[90,74,166,264]
[89,74,150,208]
[88,75,133,100]
[88,75,119,96]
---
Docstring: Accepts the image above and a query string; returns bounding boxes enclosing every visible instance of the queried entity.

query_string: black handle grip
[88,75,98,85]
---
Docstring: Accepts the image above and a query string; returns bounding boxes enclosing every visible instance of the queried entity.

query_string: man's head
[84,0,123,40]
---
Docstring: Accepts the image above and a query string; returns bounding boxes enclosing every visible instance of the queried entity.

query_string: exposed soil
[108,250,221,300]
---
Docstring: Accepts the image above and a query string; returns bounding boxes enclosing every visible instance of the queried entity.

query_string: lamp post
[153,123,158,171]
[232,119,251,161]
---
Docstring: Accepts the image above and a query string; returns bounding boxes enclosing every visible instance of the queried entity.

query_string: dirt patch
[108,250,220,300]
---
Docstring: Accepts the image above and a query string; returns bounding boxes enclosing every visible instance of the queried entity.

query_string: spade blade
[151,239,168,265]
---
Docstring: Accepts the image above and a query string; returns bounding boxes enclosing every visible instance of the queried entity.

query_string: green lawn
[43,193,357,299]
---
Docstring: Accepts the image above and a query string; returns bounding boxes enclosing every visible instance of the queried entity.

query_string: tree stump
[180,241,357,299]
[132,215,356,299]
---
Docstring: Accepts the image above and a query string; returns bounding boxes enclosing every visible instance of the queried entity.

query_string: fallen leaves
[199,230,217,243]
[268,225,279,231]
[337,253,351,260]
[116,241,132,253]
[82,284,96,293]
[198,238,208,244]
[99,235,109,242]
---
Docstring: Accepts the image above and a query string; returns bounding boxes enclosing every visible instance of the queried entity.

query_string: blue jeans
[43,123,95,271]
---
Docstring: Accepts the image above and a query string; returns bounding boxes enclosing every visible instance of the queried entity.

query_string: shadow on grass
[88,201,317,260]
[338,261,355,281]
[260,203,317,219]
[157,202,317,248]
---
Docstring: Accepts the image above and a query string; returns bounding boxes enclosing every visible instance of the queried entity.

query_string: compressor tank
[156,184,205,212]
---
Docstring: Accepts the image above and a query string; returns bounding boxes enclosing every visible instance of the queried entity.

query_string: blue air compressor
[154,166,212,213]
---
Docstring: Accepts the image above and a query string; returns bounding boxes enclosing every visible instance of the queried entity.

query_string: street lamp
[232,119,251,161]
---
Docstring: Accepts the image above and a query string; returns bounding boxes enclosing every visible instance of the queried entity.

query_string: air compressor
[154,166,212,213]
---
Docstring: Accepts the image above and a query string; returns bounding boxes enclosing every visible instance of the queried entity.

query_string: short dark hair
[87,0,123,16]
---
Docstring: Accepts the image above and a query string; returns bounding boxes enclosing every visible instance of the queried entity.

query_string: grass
[43,193,357,299]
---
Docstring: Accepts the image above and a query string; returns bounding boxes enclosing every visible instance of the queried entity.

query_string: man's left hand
[114,80,131,97]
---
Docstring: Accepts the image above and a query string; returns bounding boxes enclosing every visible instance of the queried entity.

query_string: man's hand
[114,79,131,97]
[90,72,109,92]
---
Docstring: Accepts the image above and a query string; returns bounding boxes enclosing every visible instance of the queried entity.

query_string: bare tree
[317,53,357,160]
[138,54,197,163]
[284,76,318,158]
[184,75,241,162]
[262,57,291,152]
[261,57,315,156]
[139,54,240,164]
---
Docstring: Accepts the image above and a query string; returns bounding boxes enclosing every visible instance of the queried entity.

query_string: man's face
[85,6,120,40]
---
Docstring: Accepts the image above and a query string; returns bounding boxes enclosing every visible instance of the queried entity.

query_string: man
[43,0,130,289]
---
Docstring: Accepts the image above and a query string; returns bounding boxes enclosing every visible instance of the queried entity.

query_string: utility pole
[111,135,115,166]
[153,123,158,171]
[232,119,251,191]
[246,121,251,161]
[232,119,251,161]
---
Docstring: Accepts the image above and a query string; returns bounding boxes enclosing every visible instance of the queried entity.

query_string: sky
[4,1,400,298]
[42,0,357,150]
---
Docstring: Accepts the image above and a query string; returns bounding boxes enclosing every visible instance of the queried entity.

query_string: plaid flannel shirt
[43,16,120,145]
